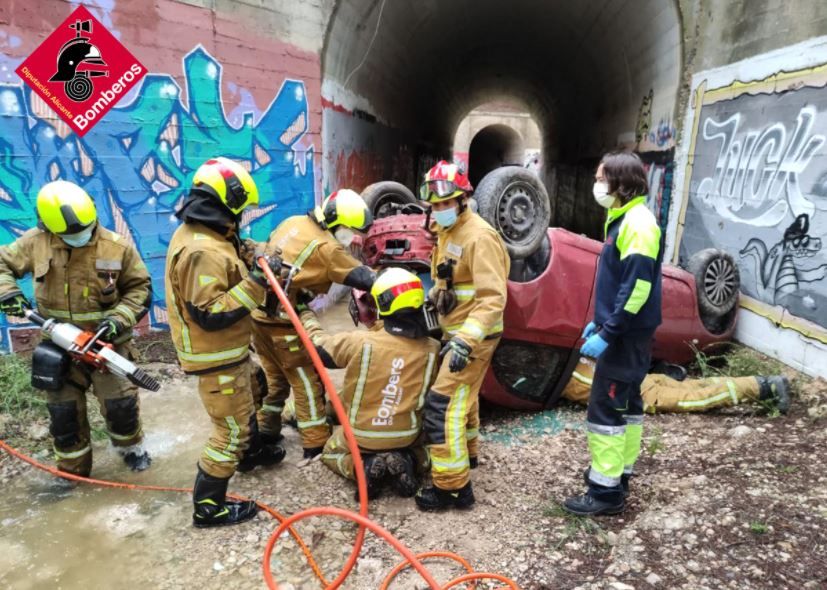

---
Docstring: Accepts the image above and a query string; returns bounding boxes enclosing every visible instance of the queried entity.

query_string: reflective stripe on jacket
[431,209,510,351]
[0,225,151,332]
[299,309,440,451]
[165,222,266,373]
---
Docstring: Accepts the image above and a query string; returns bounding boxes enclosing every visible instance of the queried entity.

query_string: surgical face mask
[592,182,616,208]
[432,205,459,228]
[334,226,356,248]
[60,225,94,248]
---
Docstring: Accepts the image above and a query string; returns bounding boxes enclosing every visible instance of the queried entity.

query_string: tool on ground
[24,309,160,391]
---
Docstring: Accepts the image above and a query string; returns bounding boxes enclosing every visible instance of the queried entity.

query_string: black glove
[295,289,315,312]
[249,253,284,287]
[96,317,123,342]
[440,337,472,373]
[0,293,30,317]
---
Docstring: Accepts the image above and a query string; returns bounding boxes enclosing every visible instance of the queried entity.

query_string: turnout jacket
[252,215,373,326]
[431,208,510,351]
[165,222,267,373]
[299,309,441,451]
[594,196,663,342]
[0,225,151,334]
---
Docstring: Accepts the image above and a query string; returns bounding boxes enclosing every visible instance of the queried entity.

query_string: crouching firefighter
[0,181,152,476]
[298,268,441,499]
[563,152,663,516]
[251,189,375,459]
[416,161,510,511]
[165,157,285,528]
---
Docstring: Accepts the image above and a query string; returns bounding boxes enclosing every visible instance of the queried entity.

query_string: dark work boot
[758,376,791,414]
[192,467,258,528]
[237,444,286,472]
[119,444,152,472]
[583,467,631,497]
[302,446,323,460]
[356,453,388,500]
[385,450,417,497]
[469,456,479,469]
[415,482,475,511]
[563,491,625,516]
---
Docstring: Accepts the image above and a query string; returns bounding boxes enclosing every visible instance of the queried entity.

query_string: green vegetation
[749,521,768,534]
[0,354,46,419]
[646,426,665,455]
[544,503,607,549]
[690,343,787,380]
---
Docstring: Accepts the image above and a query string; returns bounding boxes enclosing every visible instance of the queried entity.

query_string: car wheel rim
[703,257,737,307]
[375,193,406,218]
[496,181,538,243]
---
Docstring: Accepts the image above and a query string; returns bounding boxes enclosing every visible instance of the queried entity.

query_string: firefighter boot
[758,376,791,414]
[356,453,388,500]
[303,446,323,460]
[192,467,258,528]
[415,482,476,511]
[237,418,286,472]
[385,450,417,497]
[118,444,152,472]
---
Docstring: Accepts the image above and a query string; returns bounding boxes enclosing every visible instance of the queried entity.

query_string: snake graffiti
[0,46,316,351]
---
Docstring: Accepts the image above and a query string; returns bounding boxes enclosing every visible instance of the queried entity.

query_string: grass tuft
[0,354,46,419]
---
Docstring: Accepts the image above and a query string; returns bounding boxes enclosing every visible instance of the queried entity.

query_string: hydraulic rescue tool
[25,309,160,392]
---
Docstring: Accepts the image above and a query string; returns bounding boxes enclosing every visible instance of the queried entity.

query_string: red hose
[0,259,520,589]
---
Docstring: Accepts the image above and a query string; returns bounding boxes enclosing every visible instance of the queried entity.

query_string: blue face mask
[432,206,458,228]
[61,225,94,248]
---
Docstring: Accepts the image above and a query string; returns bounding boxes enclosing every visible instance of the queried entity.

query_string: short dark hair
[600,152,649,204]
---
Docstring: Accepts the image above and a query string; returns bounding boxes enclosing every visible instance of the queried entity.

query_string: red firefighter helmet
[419,160,473,203]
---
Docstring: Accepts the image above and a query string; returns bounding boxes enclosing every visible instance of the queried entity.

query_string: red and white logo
[15,5,146,136]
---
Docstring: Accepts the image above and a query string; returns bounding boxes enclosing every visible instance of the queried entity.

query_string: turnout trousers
[45,343,143,477]
[424,338,498,491]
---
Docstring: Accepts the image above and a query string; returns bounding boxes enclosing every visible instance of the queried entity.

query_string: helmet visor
[419,180,461,201]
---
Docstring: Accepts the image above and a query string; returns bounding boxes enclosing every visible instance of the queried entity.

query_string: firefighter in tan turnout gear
[165,157,285,528]
[563,358,791,414]
[251,189,376,459]
[415,161,510,511]
[0,181,152,476]
[299,268,440,498]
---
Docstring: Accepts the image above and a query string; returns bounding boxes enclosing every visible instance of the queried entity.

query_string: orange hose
[0,260,520,590]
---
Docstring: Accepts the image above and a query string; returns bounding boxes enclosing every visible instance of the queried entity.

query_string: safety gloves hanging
[440,337,472,373]
[0,293,30,317]
[96,317,124,342]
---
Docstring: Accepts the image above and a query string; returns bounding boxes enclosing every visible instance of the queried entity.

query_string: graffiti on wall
[0,46,316,350]
[640,150,674,232]
[677,64,827,332]
[635,89,676,152]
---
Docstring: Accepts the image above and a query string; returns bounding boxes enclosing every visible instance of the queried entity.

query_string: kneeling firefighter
[298,268,441,498]
[0,181,152,476]
[165,157,285,528]
[416,161,510,511]
[251,189,376,459]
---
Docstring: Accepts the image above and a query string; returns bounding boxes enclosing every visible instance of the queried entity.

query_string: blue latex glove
[580,333,609,358]
[581,321,597,340]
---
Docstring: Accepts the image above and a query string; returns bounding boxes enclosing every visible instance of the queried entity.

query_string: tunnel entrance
[467,124,524,187]
[322,0,681,238]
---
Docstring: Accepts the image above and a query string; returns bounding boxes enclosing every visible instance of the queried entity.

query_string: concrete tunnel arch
[321,0,682,237]
[467,124,525,188]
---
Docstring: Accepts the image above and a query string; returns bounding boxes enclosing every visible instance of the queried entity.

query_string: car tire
[360,181,418,218]
[474,166,550,259]
[687,248,740,332]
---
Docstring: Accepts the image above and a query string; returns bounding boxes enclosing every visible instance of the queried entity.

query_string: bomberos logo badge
[15,5,146,136]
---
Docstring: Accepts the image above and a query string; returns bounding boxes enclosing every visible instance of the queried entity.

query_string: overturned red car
[356,172,739,410]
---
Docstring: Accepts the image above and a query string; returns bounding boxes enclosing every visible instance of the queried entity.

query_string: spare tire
[686,248,740,333]
[361,181,418,218]
[474,167,551,259]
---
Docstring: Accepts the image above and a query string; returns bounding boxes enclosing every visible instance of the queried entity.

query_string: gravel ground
[2,340,826,589]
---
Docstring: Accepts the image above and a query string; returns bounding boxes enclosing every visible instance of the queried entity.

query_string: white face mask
[592,182,616,208]
[60,225,95,248]
[333,226,356,248]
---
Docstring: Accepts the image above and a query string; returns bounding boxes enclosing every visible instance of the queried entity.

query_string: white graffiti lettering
[696,106,826,226]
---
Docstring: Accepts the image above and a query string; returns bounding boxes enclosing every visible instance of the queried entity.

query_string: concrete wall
[0,0,327,351]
